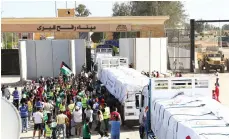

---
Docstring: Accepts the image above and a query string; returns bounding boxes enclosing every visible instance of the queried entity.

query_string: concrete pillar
[19,41,27,80]
[70,40,76,75]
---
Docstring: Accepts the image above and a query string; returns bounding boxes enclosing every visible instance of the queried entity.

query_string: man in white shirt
[84,106,93,129]
[215,71,220,86]
[43,100,54,121]
[72,106,82,137]
[33,108,44,139]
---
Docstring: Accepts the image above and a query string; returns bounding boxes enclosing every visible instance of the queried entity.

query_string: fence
[1,49,20,75]
[166,29,191,72]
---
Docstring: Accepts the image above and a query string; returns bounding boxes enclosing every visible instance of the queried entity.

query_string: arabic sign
[37,25,97,31]
[116,25,128,32]
[2,24,132,32]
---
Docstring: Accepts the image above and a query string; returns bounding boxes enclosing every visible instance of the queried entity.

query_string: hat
[75,106,79,110]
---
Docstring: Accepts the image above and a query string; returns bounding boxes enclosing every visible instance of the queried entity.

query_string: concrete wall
[119,38,134,64]
[74,39,86,74]
[119,38,168,74]
[22,39,85,80]
[135,38,167,73]
[19,41,27,80]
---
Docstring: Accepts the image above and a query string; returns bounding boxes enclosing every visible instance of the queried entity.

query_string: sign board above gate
[2,24,132,32]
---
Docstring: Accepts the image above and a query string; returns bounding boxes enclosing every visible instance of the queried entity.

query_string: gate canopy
[1,16,169,32]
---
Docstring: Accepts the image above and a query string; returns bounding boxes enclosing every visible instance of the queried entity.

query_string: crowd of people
[1,65,222,139]
[2,68,122,139]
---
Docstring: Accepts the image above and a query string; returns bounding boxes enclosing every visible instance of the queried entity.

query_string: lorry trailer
[98,66,149,126]
[139,77,229,139]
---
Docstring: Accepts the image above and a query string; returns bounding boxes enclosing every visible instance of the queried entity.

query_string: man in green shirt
[83,117,91,139]
[77,91,85,98]
[55,96,61,112]
[46,89,54,101]
[43,110,48,123]
[59,90,65,100]
[56,96,61,107]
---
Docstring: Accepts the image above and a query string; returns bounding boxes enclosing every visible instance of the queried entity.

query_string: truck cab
[202,52,225,73]
[139,77,211,139]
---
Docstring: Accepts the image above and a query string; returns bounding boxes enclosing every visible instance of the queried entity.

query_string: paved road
[1,74,229,139]
[183,73,229,107]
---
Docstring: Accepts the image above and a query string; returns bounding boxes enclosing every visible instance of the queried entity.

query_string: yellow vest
[45,125,52,137]
[27,101,33,112]
[49,92,54,97]
[82,97,88,108]
[103,107,110,119]
[56,87,60,92]
[59,104,66,112]
[68,104,75,113]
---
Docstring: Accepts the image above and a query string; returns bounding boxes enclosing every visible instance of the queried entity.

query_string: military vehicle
[198,51,225,73]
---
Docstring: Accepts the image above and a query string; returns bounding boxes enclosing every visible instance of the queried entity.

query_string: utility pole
[54,1,57,17]
[149,31,152,77]
[219,18,222,48]
[75,1,77,9]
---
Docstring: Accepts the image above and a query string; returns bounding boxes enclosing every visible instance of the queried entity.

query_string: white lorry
[93,47,113,63]
[139,77,229,139]
[98,66,149,126]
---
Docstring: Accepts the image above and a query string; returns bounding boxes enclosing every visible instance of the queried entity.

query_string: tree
[90,32,104,43]
[2,33,18,49]
[112,1,187,28]
[222,24,229,30]
[75,4,91,17]
[112,2,132,16]
[195,21,204,33]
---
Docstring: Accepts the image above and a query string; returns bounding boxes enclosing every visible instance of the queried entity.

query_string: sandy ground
[1,73,229,139]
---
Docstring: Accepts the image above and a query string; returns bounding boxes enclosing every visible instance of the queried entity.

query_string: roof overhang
[1,16,169,25]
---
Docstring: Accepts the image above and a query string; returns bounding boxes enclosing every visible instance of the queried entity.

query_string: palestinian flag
[60,62,72,76]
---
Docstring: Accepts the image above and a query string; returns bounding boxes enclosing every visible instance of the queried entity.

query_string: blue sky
[1,0,229,26]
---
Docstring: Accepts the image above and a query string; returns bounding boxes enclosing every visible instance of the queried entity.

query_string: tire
[206,64,210,73]
[220,66,225,73]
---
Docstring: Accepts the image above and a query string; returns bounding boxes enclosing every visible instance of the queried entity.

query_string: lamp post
[54,1,57,17]
[149,31,152,77]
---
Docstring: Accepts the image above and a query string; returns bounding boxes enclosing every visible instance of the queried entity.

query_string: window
[135,95,140,109]
[120,32,138,38]
[22,33,28,39]
[141,94,144,107]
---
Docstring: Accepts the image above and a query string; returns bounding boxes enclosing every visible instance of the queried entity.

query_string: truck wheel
[220,66,225,73]
[206,64,210,73]
[120,105,125,126]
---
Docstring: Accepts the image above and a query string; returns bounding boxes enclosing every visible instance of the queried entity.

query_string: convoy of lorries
[94,41,229,139]
[3,37,229,139]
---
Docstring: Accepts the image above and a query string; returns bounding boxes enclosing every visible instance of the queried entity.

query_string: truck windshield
[221,37,229,42]
[208,54,221,57]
